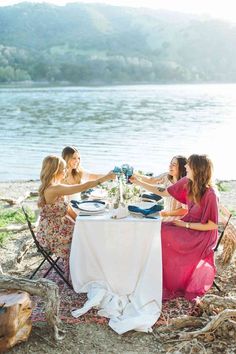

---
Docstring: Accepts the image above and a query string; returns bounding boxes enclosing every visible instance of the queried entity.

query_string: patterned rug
[31,264,200,328]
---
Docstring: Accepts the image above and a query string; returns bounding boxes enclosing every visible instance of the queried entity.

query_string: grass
[0,232,13,246]
[0,206,36,246]
[0,207,35,227]
[230,209,236,217]
[216,181,229,192]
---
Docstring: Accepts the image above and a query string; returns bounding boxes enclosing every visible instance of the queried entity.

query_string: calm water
[0,84,235,181]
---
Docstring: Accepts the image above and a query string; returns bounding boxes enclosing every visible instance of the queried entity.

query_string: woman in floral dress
[36,155,115,273]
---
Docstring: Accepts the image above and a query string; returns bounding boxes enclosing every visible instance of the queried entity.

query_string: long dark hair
[62,146,82,183]
[187,154,213,203]
[168,155,187,182]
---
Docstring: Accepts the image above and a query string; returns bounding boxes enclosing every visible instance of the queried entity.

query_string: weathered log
[168,316,206,330]
[198,294,236,312]
[179,309,236,340]
[0,224,29,233]
[0,290,32,352]
[16,239,34,264]
[0,191,38,206]
[0,191,31,206]
[0,222,36,234]
[0,275,63,341]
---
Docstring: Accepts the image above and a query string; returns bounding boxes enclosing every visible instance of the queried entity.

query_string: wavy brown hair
[168,155,187,182]
[38,155,66,207]
[62,146,83,183]
[187,154,213,204]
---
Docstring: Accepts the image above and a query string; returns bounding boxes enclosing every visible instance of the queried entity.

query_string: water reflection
[0,84,235,180]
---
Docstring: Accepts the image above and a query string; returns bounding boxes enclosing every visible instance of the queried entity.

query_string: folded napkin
[141,193,162,202]
[128,203,163,216]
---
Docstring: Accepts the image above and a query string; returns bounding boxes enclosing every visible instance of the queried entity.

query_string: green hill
[0,2,236,84]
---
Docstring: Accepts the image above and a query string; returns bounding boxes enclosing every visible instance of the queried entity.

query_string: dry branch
[0,224,29,233]
[0,191,31,205]
[179,309,236,340]
[199,294,236,312]
[168,316,206,330]
[16,239,34,264]
[220,222,236,265]
[0,275,63,341]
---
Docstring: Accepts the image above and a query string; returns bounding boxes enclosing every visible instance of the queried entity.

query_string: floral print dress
[36,197,74,259]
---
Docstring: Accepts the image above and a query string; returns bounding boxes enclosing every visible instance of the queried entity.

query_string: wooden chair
[213,203,232,291]
[22,206,72,289]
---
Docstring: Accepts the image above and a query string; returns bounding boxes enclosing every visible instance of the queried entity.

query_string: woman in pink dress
[131,154,218,300]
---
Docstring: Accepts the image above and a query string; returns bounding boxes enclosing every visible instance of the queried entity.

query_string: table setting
[69,164,163,334]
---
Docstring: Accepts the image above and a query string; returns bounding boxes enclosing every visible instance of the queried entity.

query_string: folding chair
[22,206,72,289]
[213,203,232,291]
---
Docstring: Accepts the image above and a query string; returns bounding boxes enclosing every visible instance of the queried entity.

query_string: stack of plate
[71,200,106,216]
[89,189,108,200]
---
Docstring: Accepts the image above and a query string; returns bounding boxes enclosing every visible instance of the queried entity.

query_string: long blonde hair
[38,155,66,207]
[187,154,213,203]
[62,146,83,183]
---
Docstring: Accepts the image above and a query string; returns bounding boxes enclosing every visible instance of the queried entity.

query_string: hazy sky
[0,0,236,23]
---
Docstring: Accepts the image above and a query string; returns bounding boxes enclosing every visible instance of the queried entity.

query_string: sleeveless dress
[160,174,187,221]
[36,197,74,259]
[161,177,218,300]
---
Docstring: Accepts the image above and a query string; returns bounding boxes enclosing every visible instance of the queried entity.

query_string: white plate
[90,189,108,200]
[78,201,106,212]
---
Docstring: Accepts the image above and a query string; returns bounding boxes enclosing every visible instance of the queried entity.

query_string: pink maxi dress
[161,177,218,300]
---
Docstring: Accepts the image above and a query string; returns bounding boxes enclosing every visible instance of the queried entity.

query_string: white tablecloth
[70,213,162,334]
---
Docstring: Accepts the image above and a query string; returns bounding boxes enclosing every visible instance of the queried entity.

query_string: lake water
[0,84,235,181]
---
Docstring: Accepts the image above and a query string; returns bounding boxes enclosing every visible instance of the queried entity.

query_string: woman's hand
[172,220,186,227]
[160,210,169,217]
[129,175,141,185]
[101,171,116,183]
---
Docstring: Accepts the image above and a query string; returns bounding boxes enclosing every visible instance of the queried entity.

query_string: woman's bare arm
[82,169,105,182]
[45,172,115,202]
[160,207,188,218]
[173,219,218,231]
[130,175,170,197]
[133,173,164,185]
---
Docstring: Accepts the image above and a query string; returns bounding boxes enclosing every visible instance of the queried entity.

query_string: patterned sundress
[36,197,74,259]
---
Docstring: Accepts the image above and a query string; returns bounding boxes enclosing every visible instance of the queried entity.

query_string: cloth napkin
[141,193,162,202]
[128,203,163,216]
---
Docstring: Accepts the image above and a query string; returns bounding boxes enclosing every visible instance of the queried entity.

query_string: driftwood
[155,294,236,341]
[16,239,34,264]
[0,224,29,233]
[0,275,63,341]
[0,191,38,206]
[198,294,236,312]
[220,222,236,265]
[0,192,31,205]
[168,316,206,330]
[0,222,37,234]
[179,309,236,340]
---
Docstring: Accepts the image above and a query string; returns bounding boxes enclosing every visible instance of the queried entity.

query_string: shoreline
[0,179,236,214]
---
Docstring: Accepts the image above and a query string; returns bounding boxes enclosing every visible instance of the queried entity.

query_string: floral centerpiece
[101,164,141,212]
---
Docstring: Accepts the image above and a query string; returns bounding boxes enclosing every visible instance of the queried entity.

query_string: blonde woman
[36,155,115,274]
[62,146,104,185]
